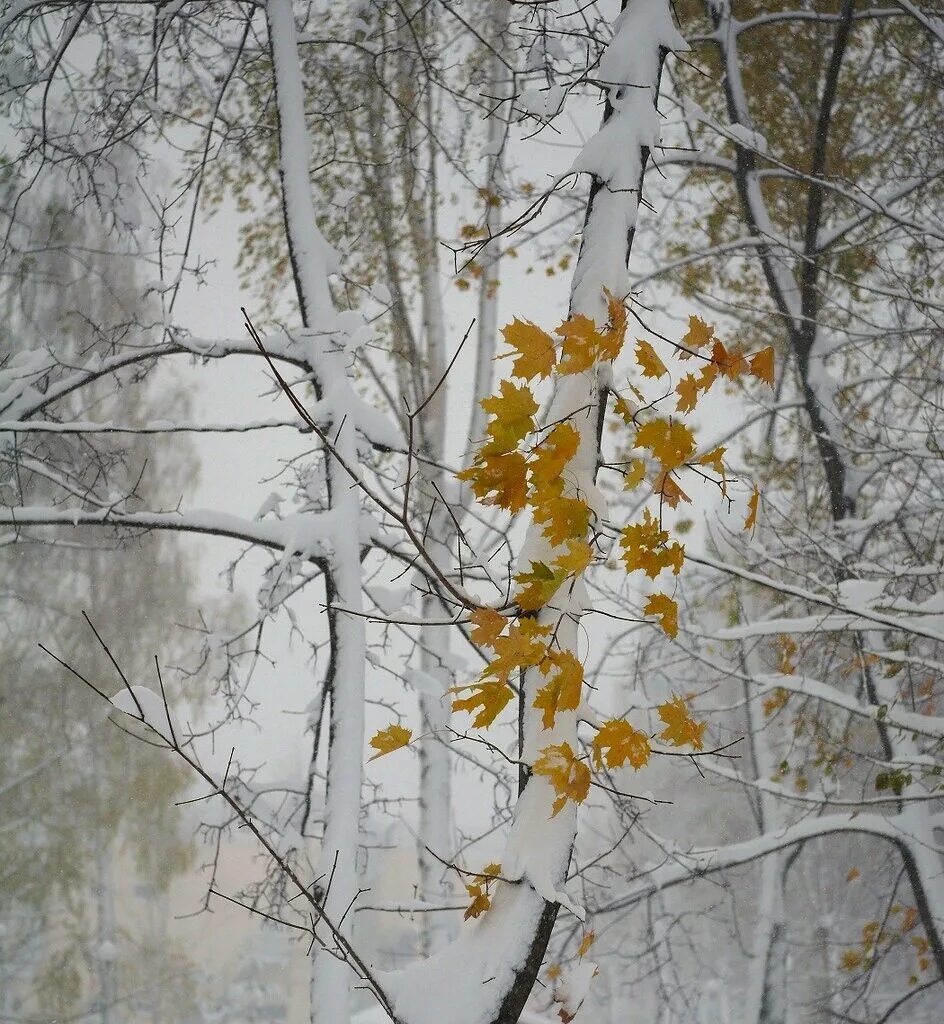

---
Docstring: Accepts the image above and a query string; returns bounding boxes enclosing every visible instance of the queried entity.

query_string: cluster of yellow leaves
[608,316,775,640]
[839,906,930,983]
[463,862,503,920]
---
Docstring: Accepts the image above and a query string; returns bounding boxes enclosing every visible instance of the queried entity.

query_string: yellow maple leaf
[456,450,529,513]
[556,313,600,375]
[531,422,580,490]
[451,680,514,728]
[680,315,714,356]
[600,289,628,361]
[463,862,502,920]
[533,650,584,729]
[635,418,696,470]
[744,486,759,534]
[645,592,679,638]
[479,380,538,452]
[675,372,700,413]
[500,318,557,381]
[469,608,506,648]
[698,446,727,476]
[657,695,706,748]
[591,718,652,770]
[624,458,646,489]
[368,724,413,760]
[533,494,591,546]
[514,561,566,611]
[577,931,596,958]
[635,339,667,379]
[555,538,593,577]
[749,346,775,387]
[546,964,563,981]
[487,618,552,682]
[613,394,636,425]
[533,742,591,816]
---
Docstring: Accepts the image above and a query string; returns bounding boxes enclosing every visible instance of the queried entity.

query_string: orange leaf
[635,339,667,379]
[655,471,691,509]
[369,724,413,760]
[744,486,759,534]
[657,696,706,748]
[577,932,596,958]
[749,346,775,387]
[711,339,750,380]
[592,719,651,770]
[469,608,506,648]
[500,318,557,381]
[457,450,529,513]
[645,592,679,638]
[600,289,628,361]
[514,560,566,611]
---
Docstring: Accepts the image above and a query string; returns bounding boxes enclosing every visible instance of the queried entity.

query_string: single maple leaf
[368,724,412,760]
[675,372,700,413]
[624,458,647,490]
[711,339,750,380]
[533,494,591,546]
[534,741,591,816]
[451,680,514,727]
[479,380,539,451]
[533,650,584,729]
[469,608,506,648]
[577,932,596,958]
[556,314,600,375]
[635,418,696,470]
[555,538,593,577]
[645,592,679,638]
[749,346,775,387]
[635,338,668,379]
[546,964,563,981]
[697,362,719,391]
[680,315,714,356]
[487,618,553,681]
[514,560,566,611]
[599,289,628,361]
[531,422,580,490]
[501,318,557,381]
[457,450,529,513]
[698,446,727,476]
[591,718,651,770]
[613,394,636,425]
[744,486,760,534]
[655,471,691,509]
[657,695,706,748]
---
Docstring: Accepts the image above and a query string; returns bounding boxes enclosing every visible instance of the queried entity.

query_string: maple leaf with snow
[534,742,591,816]
[658,695,706,749]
